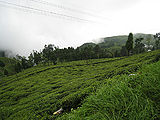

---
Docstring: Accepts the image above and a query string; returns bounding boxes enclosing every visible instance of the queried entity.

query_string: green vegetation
[0,50,160,120]
[80,33,156,57]
[0,57,18,77]
[154,33,160,49]
[58,61,160,120]
[134,37,145,54]
[6,33,156,73]
[0,32,159,119]
[81,33,154,50]
[125,33,133,56]
[0,33,157,78]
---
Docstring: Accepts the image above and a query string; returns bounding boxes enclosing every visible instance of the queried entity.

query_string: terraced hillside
[0,50,160,120]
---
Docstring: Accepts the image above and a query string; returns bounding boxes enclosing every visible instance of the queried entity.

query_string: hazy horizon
[0,0,160,56]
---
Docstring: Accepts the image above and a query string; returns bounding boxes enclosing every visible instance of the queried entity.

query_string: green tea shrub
[58,61,160,120]
[4,69,8,76]
[0,60,5,67]
[153,53,160,62]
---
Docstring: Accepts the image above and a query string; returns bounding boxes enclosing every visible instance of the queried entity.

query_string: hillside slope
[58,59,160,120]
[80,33,154,51]
[0,50,160,120]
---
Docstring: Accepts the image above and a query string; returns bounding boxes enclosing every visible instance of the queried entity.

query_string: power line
[28,0,109,20]
[0,0,98,23]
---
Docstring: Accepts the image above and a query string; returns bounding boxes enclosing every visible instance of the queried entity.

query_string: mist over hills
[0,33,155,58]
[80,33,154,51]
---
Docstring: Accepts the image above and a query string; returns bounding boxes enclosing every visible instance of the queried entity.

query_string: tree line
[121,32,160,56]
[12,32,160,73]
[13,44,113,73]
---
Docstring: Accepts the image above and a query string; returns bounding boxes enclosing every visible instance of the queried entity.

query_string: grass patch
[58,61,160,120]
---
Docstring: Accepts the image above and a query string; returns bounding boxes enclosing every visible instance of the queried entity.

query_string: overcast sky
[0,0,160,56]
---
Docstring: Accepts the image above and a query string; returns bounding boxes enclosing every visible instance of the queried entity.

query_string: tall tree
[33,50,41,65]
[125,33,133,56]
[42,44,55,65]
[28,53,34,67]
[21,57,29,69]
[154,33,160,49]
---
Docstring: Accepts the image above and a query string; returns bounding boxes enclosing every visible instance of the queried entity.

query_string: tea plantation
[58,60,160,120]
[0,50,160,120]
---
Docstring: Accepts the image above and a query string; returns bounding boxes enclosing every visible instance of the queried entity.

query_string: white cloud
[0,0,160,56]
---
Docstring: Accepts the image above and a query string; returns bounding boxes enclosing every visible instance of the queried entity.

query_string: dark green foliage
[15,62,22,73]
[153,53,160,62]
[80,36,128,57]
[31,44,114,64]
[0,60,5,67]
[125,33,133,56]
[28,53,34,67]
[4,69,8,76]
[154,33,160,49]
[13,55,33,72]
[33,50,42,65]
[21,57,29,69]
[134,38,145,54]
[120,46,128,56]
[42,44,56,64]
[155,40,160,49]
[0,57,18,77]
[94,45,101,59]
[114,50,120,57]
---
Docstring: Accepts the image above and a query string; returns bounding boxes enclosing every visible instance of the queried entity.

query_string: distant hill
[78,42,96,49]
[134,33,154,45]
[99,35,128,48]
[0,57,17,77]
[79,33,155,52]
[0,50,15,57]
